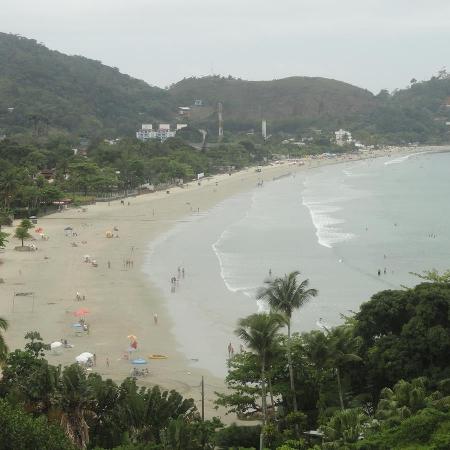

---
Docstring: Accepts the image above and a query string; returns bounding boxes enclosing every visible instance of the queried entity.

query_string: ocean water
[144,149,450,377]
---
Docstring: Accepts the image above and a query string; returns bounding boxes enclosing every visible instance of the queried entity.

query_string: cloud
[0,0,448,92]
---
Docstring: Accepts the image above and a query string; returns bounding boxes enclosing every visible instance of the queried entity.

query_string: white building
[335,129,353,146]
[136,124,176,142]
[176,124,188,130]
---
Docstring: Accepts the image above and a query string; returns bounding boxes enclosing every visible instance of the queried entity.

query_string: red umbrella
[73,308,90,317]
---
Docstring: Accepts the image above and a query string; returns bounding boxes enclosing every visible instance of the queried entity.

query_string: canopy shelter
[50,341,63,354]
[76,352,93,364]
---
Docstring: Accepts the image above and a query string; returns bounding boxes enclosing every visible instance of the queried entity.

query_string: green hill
[169,75,376,132]
[0,32,449,143]
[0,32,172,137]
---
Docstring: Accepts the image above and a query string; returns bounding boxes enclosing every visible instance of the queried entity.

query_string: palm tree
[326,325,362,411]
[308,323,362,411]
[321,408,368,448]
[235,313,284,427]
[0,317,8,363]
[257,271,318,413]
[57,364,95,449]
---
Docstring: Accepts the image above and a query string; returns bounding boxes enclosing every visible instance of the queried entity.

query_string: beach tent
[105,231,113,238]
[50,341,63,354]
[76,352,93,364]
[64,226,73,231]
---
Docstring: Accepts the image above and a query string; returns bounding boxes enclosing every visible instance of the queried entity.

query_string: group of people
[170,266,186,292]
[124,259,134,269]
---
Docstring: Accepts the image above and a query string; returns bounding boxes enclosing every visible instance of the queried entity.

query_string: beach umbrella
[131,358,147,365]
[72,323,83,328]
[73,308,90,317]
[50,341,63,349]
[127,335,137,341]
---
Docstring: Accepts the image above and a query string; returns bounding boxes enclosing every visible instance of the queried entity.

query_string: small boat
[148,354,168,360]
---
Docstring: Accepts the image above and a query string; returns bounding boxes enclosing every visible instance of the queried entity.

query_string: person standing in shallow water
[378,269,381,276]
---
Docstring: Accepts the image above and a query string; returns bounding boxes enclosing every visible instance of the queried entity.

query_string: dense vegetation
[0,135,268,219]
[0,33,172,137]
[1,273,450,449]
[1,33,450,145]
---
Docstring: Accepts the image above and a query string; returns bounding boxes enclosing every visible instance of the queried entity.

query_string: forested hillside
[0,33,449,144]
[169,75,376,133]
[0,33,172,137]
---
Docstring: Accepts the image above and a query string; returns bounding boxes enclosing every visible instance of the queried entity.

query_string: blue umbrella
[72,323,83,328]
[131,358,147,365]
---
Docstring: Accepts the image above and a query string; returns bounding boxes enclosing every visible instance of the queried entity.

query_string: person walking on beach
[228,342,234,358]
[377,269,381,276]
[153,312,158,325]
[106,357,110,367]
[108,260,111,269]
[182,267,185,278]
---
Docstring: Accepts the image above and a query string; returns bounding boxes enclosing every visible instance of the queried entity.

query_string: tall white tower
[262,119,267,140]
[218,102,224,141]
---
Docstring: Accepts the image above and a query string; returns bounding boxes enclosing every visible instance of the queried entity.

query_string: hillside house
[335,129,353,146]
[136,124,176,142]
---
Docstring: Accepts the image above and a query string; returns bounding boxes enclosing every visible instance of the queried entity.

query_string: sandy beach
[0,147,421,422]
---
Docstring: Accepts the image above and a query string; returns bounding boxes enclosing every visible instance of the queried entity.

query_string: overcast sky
[1,0,449,93]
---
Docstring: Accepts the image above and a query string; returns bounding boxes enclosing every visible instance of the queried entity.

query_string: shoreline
[0,145,439,421]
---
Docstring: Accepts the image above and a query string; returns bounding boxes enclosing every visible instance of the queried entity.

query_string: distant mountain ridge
[0,32,172,136]
[0,32,449,143]
[169,75,376,131]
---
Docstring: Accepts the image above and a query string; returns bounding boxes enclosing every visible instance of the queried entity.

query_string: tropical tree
[0,398,75,450]
[326,325,363,410]
[257,271,318,413]
[0,209,12,230]
[0,231,8,249]
[321,407,368,448]
[376,378,428,424]
[14,226,31,246]
[20,218,34,230]
[56,364,95,449]
[235,313,284,448]
[0,317,8,363]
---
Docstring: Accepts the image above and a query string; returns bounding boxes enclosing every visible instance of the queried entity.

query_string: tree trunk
[21,237,24,246]
[261,357,267,425]
[287,321,298,412]
[261,356,267,450]
[268,374,275,412]
[336,367,344,410]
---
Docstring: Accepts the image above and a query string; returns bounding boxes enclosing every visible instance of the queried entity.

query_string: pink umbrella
[73,308,90,317]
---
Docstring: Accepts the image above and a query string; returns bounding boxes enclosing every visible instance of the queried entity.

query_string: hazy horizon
[1,0,450,94]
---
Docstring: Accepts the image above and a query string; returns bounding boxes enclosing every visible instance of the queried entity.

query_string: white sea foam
[302,200,355,248]
[384,151,428,166]
[212,232,259,297]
